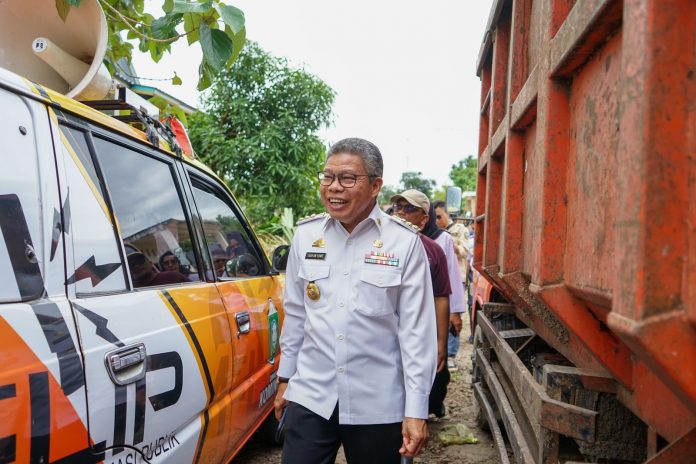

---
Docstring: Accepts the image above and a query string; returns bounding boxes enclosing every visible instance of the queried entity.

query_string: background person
[127,251,189,288]
[433,200,471,362]
[275,138,436,464]
[391,191,452,418]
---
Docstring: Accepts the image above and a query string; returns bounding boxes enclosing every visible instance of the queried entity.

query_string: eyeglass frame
[392,203,425,214]
[318,171,377,188]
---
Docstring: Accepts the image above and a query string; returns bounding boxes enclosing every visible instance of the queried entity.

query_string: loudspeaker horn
[0,0,113,100]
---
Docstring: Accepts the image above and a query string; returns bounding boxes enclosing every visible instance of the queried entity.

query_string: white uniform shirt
[434,232,467,314]
[278,204,437,424]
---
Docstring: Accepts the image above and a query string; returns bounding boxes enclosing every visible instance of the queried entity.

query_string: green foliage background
[188,42,335,226]
[57,0,247,91]
[449,156,477,191]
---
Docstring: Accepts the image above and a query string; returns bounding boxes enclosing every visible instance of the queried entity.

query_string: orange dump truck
[471,1,695,463]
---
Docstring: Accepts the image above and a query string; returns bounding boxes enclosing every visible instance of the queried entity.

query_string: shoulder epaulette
[388,215,420,233]
[297,212,329,226]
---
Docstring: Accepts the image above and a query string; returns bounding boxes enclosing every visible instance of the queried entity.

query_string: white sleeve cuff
[277,355,297,379]
[404,392,430,420]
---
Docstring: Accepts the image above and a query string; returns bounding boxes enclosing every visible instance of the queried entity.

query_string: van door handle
[105,343,147,385]
[235,311,251,338]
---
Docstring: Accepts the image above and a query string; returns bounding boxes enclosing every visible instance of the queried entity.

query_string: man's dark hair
[327,138,383,178]
[433,200,446,210]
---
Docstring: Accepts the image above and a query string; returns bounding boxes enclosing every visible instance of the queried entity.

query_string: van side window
[191,179,264,279]
[93,137,199,288]
[58,123,127,294]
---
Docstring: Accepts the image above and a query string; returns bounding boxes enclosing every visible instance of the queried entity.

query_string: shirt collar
[322,202,384,234]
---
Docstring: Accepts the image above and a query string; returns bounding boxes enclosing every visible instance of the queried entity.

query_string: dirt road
[234,322,502,463]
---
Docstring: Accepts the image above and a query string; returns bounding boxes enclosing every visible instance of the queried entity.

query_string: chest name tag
[364,251,399,267]
[305,252,327,260]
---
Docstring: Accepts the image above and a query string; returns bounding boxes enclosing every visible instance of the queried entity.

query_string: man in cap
[390,190,452,416]
[275,138,436,463]
[391,190,467,415]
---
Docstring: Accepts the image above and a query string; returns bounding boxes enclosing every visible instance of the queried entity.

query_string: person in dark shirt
[389,191,452,417]
[128,252,190,288]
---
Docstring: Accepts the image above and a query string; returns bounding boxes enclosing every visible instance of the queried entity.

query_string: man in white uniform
[274,138,437,464]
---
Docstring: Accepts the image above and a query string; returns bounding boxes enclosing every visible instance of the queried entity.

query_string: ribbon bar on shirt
[364,251,399,267]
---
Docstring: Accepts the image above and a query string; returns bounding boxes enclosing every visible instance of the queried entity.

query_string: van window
[58,123,127,295]
[93,138,199,288]
[191,179,264,279]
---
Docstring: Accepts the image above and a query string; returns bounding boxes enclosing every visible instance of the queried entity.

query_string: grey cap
[390,189,430,212]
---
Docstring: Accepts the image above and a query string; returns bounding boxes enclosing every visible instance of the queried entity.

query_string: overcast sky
[132,0,494,187]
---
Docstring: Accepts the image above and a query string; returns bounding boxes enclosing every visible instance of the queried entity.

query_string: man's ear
[371,177,384,198]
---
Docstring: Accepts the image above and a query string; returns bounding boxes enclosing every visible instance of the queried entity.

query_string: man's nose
[327,178,344,190]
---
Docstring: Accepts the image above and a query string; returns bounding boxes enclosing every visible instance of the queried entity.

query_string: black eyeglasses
[318,172,373,188]
[392,203,423,214]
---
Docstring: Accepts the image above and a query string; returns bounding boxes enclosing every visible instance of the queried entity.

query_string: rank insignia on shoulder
[364,251,399,267]
[297,212,329,226]
[389,215,420,233]
[312,238,326,248]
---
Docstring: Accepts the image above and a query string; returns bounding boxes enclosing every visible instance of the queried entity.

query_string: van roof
[0,66,218,179]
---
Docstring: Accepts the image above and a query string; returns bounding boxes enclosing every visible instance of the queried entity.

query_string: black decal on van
[0,194,45,300]
[112,384,128,454]
[72,303,125,347]
[50,207,62,262]
[32,301,84,395]
[133,378,146,445]
[29,372,50,463]
[147,352,183,411]
[161,291,215,399]
[0,384,16,462]
[67,256,121,287]
[0,435,16,462]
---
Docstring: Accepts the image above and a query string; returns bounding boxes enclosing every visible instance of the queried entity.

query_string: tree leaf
[55,0,71,21]
[215,4,245,34]
[171,0,212,14]
[172,72,183,85]
[152,12,182,40]
[183,13,201,45]
[163,0,174,13]
[225,26,246,65]
[199,23,233,71]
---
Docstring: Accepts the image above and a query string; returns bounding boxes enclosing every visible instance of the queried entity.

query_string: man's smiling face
[320,153,382,232]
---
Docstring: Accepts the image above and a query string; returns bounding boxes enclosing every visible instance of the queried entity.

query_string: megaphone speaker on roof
[0,0,113,100]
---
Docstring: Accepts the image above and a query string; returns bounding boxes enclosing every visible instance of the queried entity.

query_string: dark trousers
[281,402,403,464]
[429,368,450,415]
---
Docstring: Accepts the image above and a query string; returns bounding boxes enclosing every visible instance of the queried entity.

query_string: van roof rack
[82,86,183,157]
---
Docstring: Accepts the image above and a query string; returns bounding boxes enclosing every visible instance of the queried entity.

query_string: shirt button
[339,302,345,308]
[337,333,345,340]
[343,270,349,276]
[338,367,345,373]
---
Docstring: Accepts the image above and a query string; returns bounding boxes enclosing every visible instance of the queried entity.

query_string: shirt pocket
[356,268,402,317]
[298,262,331,307]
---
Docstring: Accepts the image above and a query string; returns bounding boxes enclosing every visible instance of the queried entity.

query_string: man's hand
[450,312,463,335]
[400,417,428,457]
[274,383,289,420]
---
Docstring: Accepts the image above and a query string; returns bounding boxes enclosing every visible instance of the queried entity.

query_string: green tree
[378,184,399,208]
[400,171,436,198]
[56,0,247,91]
[449,156,477,191]
[188,42,335,225]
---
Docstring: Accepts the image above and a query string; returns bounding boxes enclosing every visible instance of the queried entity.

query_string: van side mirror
[445,186,462,217]
[271,245,290,272]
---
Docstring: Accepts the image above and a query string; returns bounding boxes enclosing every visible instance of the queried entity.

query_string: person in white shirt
[274,138,437,464]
